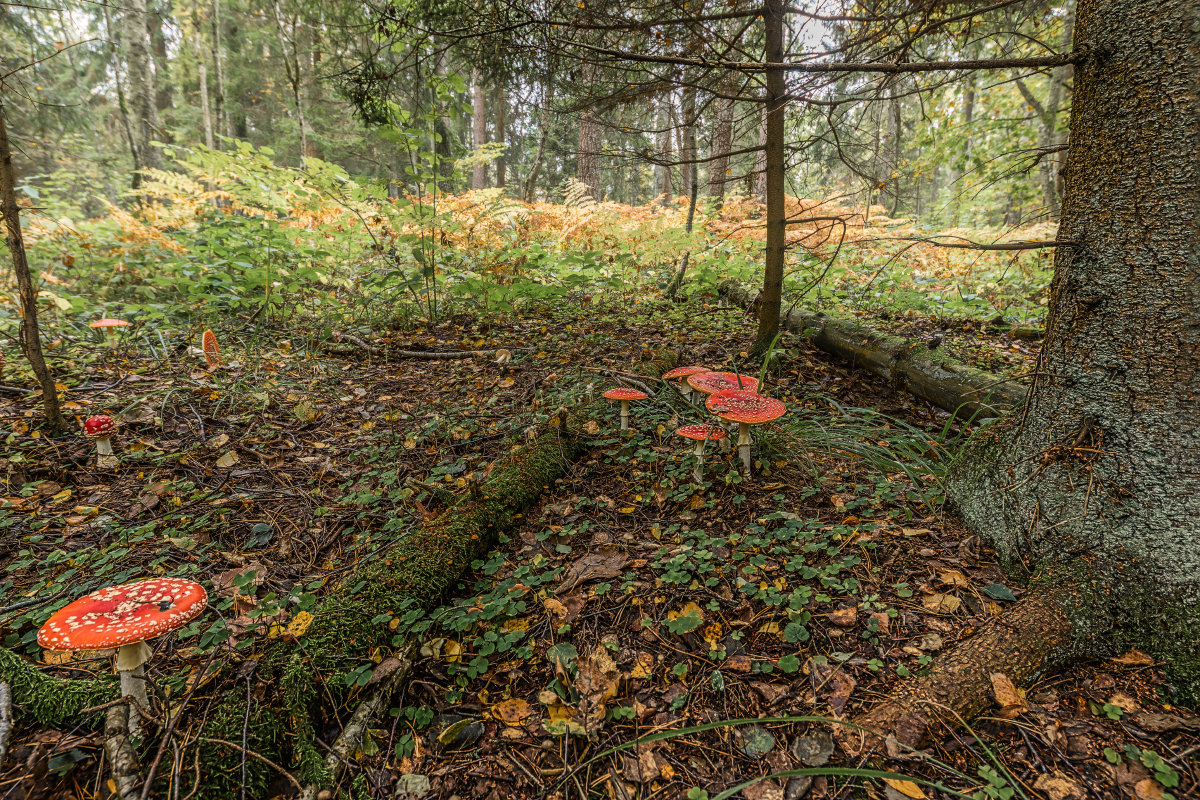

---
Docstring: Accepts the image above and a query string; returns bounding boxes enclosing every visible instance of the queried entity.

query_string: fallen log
[719,281,1027,419]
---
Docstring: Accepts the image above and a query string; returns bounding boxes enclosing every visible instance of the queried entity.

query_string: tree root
[846,588,1074,754]
[718,280,1026,419]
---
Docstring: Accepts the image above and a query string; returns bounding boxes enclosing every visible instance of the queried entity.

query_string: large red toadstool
[89,318,130,347]
[38,578,208,740]
[662,366,711,404]
[675,424,728,483]
[84,415,119,468]
[706,389,787,474]
[686,371,760,398]
[602,388,648,431]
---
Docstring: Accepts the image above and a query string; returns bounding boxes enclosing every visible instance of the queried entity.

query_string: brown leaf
[492,698,534,726]
[936,569,970,589]
[810,659,856,714]
[557,548,629,595]
[1033,773,1086,800]
[827,607,857,627]
[1111,649,1156,667]
[576,642,621,733]
[990,672,1029,719]
[922,593,962,613]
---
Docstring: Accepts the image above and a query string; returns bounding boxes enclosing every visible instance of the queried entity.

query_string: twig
[298,648,415,800]
[105,704,143,800]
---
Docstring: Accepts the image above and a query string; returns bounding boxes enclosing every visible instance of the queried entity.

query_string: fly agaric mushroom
[201,329,222,369]
[685,371,760,398]
[706,389,787,474]
[675,424,728,483]
[38,577,208,741]
[662,366,711,404]
[84,415,119,468]
[89,318,130,347]
[602,388,648,431]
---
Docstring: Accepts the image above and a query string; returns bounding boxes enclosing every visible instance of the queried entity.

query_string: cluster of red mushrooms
[601,365,787,480]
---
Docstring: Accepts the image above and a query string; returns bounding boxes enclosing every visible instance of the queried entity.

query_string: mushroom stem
[116,641,153,741]
[693,439,705,483]
[95,437,113,457]
[619,400,630,431]
[737,422,753,474]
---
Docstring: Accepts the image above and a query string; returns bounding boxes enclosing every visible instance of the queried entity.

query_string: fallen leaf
[493,698,534,726]
[286,610,315,638]
[936,569,970,589]
[1107,692,1141,714]
[576,642,621,733]
[1033,772,1085,800]
[215,450,240,468]
[827,607,857,627]
[882,778,925,799]
[990,672,1029,718]
[922,593,961,613]
[557,548,629,594]
[1111,649,1156,667]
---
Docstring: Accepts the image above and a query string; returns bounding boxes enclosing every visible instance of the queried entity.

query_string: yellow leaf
[922,593,961,613]
[883,778,925,798]
[286,611,315,637]
[215,450,240,468]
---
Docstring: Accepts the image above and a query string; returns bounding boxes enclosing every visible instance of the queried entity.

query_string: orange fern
[202,329,222,369]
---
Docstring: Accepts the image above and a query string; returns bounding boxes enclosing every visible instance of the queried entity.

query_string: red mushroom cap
[602,388,648,401]
[662,366,711,381]
[706,390,787,424]
[37,578,208,651]
[687,371,760,396]
[89,318,131,329]
[201,329,222,368]
[83,415,118,439]
[675,424,728,441]
[39,578,208,652]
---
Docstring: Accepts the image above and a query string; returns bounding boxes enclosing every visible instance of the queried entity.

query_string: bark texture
[653,98,674,203]
[853,589,1073,749]
[576,62,603,202]
[472,67,487,190]
[123,0,162,181]
[948,0,1200,700]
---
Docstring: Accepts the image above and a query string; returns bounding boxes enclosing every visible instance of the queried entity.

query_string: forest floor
[0,297,1195,800]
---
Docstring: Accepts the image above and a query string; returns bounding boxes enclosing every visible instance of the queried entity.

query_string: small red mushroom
[662,366,711,404]
[83,415,118,466]
[706,389,787,474]
[675,424,728,482]
[602,388,648,431]
[89,318,130,347]
[38,578,208,741]
[201,329,222,369]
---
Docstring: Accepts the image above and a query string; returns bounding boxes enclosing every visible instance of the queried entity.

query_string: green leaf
[981,583,1017,602]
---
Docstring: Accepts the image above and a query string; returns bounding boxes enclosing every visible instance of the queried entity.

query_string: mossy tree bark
[931,0,1200,727]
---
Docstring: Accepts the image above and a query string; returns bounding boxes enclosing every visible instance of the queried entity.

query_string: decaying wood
[720,281,1027,419]
[849,589,1072,752]
[0,682,10,770]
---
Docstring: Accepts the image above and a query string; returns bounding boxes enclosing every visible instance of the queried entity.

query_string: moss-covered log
[200,348,678,797]
[719,281,1026,419]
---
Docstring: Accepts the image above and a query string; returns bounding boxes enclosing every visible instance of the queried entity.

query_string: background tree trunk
[753,104,768,202]
[0,101,68,432]
[576,62,603,201]
[707,93,734,204]
[123,0,162,183]
[653,97,673,203]
[471,67,487,190]
[524,77,552,201]
[754,0,786,352]
[494,84,506,189]
[1015,3,1076,220]
[150,0,172,113]
[678,86,697,201]
[947,0,1200,700]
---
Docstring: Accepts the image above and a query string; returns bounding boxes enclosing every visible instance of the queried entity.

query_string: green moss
[0,646,116,725]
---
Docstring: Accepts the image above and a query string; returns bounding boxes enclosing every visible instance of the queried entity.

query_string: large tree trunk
[653,97,673,204]
[471,67,487,190]
[707,93,734,204]
[0,100,69,432]
[212,0,230,140]
[149,0,173,113]
[947,0,1200,704]
[196,31,214,149]
[524,77,552,202]
[753,0,786,352]
[123,0,162,184]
